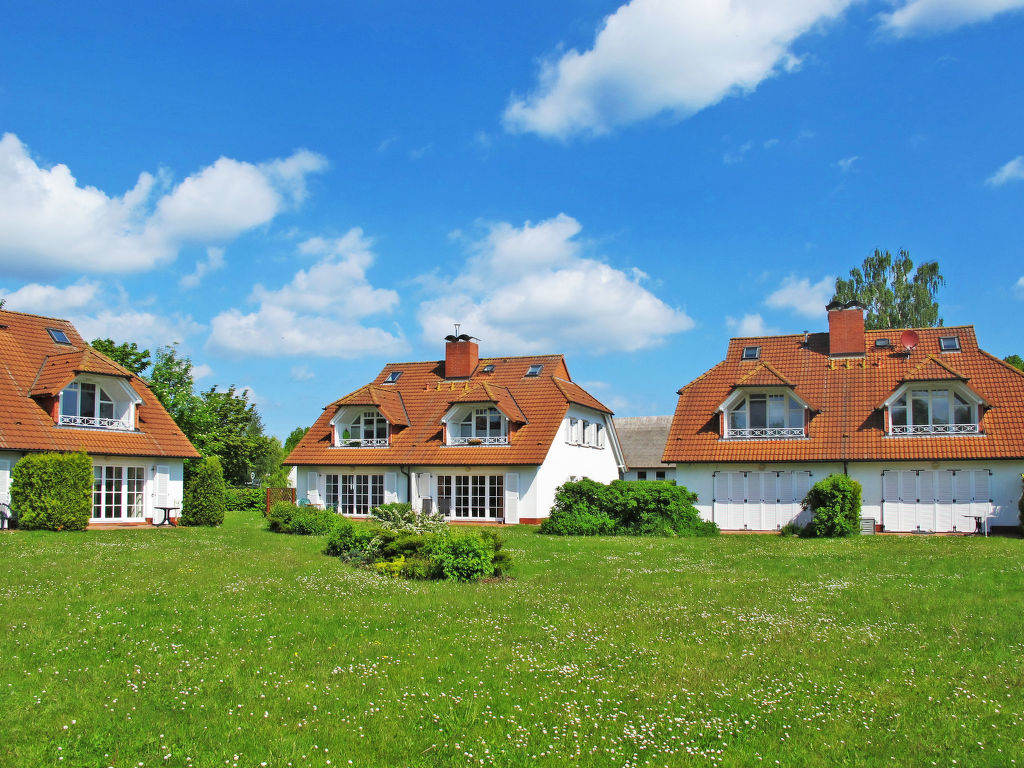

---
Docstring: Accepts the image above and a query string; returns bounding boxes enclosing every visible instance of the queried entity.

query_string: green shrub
[181,456,227,526]
[268,501,339,535]
[370,502,447,533]
[224,487,264,512]
[541,478,616,535]
[10,452,92,531]
[424,530,498,582]
[803,474,862,537]
[374,557,405,578]
[267,500,297,532]
[323,517,357,555]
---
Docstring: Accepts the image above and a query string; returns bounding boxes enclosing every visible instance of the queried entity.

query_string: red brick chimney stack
[445,335,479,378]
[826,301,866,357]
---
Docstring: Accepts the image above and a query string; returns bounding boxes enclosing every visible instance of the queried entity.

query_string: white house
[285,335,624,523]
[664,302,1024,533]
[0,310,199,525]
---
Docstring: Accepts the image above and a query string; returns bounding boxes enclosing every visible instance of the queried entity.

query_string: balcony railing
[59,415,132,431]
[725,427,805,440]
[338,437,390,448]
[449,435,509,446]
[890,423,980,436]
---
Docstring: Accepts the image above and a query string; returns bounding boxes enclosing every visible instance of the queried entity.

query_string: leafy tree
[283,426,309,455]
[1004,354,1024,373]
[181,456,226,526]
[149,344,203,438]
[832,250,944,330]
[90,338,151,375]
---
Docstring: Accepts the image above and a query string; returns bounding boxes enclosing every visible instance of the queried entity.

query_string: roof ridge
[905,354,967,380]
[0,308,77,323]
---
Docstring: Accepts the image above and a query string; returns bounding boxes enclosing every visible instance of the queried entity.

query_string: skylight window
[939,336,961,352]
[46,328,71,345]
[525,364,543,377]
[482,364,495,373]
[741,346,760,360]
[874,338,891,348]
[383,371,402,384]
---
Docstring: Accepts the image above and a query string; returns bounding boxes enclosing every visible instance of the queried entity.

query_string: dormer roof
[29,348,134,397]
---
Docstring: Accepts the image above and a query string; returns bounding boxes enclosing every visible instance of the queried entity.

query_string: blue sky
[2,0,1022,440]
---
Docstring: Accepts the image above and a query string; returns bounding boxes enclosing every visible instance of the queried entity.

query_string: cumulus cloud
[207,229,406,358]
[837,155,859,172]
[986,156,1024,186]
[70,309,203,348]
[765,275,835,317]
[879,0,1024,36]
[1015,276,1024,299]
[417,214,693,354]
[179,247,227,289]
[0,280,99,315]
[0,132,327,278]
[192,363,214,381]
[726,314,777,337]
[503,0,853,139]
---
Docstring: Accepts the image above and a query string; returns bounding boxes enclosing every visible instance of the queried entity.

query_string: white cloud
[0,280,99,315]
[290,365,315,381]
[986,156,1024,186]
[879,0,1024,36]
[207,229,406,358]
[1015,276,1024,299]
[0,132,327,277]
[723,142,753,165]
[70,309,203,348]
[726,314,777,336]
[765,275,835,317]
[837,155,859,172]
[192,363,214,381]
[417,214,693,354]
[503,0,853,139]
[179,247,227,289]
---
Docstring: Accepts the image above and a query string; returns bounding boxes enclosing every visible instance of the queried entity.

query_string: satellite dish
[900,330,919,351]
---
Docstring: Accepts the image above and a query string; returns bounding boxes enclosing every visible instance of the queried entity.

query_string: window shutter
[384,472,399,504]
[155,464,169,506]
[306,470,320,504]
[0,459,10,504]
[504,472,519,523]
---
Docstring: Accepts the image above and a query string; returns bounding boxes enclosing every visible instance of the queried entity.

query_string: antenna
[900,330,919,352]
[453,323,461,337]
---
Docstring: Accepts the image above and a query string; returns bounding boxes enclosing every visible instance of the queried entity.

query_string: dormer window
[47,328,71,344]
[742,346,760,360]
[337,409,389,447]
[939,336,961,352]
[724,392,805,439]
[888,387,979,436]
[59,380,133,431]
[449,406,508,446]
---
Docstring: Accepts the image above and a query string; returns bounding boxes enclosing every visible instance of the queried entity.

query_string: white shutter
[0,459,10,504]
[504,472,519,523]
[935,470,954,532]
[306,470,321,505]
[384,472,399,504]
[712,473,727,525]
[155,464,170,507]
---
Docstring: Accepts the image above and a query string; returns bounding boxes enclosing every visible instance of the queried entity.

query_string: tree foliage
[10,452,93,531]
[181,456,226,526]
[284,426,309,455]
[1004,354,1024,373]
[90,338,151,375]
[832,250,944,330]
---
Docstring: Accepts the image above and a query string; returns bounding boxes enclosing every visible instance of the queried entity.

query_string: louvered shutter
[504,473,519,523]
[384,472,399,504]
[0,459,10,504]
[155,464,169,507]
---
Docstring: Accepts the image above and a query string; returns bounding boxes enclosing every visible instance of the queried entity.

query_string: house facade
[285,335,624,523]
[0,310,199,524]
[614,416,676,482]
[664,303,1024,533]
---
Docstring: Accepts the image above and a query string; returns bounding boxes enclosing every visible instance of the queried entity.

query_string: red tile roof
[286,352,612,467]
[0,310,199,459]
[664,325,1024,464]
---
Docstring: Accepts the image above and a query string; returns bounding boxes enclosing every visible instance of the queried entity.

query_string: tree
[148,344,204,440]
[1005,354,1024,373]
[283,426,309,455]
[832,250,944,330]
[181,456,226,526]
[90,338,151,375]
[191,385,279,487]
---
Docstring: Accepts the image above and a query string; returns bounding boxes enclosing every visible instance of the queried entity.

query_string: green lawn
[2,512,1024,767]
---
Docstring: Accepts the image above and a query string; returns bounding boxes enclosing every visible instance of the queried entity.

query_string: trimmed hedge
[181,456,226,527]
[10,452,92,531]
[267,501,342,536]
[541,479,718,537]
[802,474,862,537]
[224,487,264,512]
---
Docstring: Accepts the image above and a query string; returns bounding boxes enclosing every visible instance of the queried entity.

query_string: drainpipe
[399,465,411,505]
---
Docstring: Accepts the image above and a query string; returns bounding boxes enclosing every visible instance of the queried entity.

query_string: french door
[92,465,146,520]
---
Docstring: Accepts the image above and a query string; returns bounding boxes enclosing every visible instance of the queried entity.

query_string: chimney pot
[445,335,479,378]
[827,303,865,357]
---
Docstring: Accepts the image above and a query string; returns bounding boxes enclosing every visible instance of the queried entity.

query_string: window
[92,465,146,519]
[939,336,961,352]
[637,471,647,480]
[656,471,666,481]
[482,364,495,373]
[889,388,978,435]
[452,407,507,445]
[383,371,402,384]
[47,327,71,344]
[340,410,389,447]
[874,338,891,348]
[742,346,760,360]
[725,393,804,439]
[335,474,383,515]
[437,475,503,519]
[525,364,543,377]
[60,381,129,430]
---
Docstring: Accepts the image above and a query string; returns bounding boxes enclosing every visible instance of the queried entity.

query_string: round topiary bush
[10,451,92,531]
[181,456,226,526]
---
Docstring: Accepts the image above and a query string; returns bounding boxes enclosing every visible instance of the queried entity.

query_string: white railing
[725,427,805,440]
[59,415,132,431]
[339,437,389,447]
[890,423,980,436]
[449,435,509,446]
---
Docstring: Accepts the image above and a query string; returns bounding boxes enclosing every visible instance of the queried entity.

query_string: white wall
[533,406,621,521]
[676,460,1024,530]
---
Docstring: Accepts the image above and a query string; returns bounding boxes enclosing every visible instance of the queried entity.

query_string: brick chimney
[826,301,866,357]
[445,335,479,378]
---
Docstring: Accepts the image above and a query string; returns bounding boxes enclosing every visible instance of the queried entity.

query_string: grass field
[2,511,1024,767]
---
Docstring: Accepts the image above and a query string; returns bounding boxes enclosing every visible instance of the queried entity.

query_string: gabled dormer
[328,385,409,447]
[30,349,142,432]
[880,355,986,437]
[441,383,527,446]
[717,362,812,440]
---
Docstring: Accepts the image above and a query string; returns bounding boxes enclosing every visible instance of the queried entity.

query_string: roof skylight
[46,328,71,345]
[525,364,543,377]
[482,364,495,373]
[741,346,760,360]
[939,336,961,352]
[383,371,402,384]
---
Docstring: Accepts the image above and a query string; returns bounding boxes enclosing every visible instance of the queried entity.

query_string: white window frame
[446,406,508,446]
[720,390,806,440]
[59,376,138,431]
[885,383,981,436]
[91,463,147,521]
[437,474,504,520]
[332,408,390,448]
[332,473,384,515]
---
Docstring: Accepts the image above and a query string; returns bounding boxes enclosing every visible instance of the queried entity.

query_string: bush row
[224,486,265,512]
[267,501,342,536]
[540,479,719,537]
[9,452,93,531]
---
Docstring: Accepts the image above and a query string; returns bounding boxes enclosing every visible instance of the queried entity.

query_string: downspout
[399,465,411,505]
